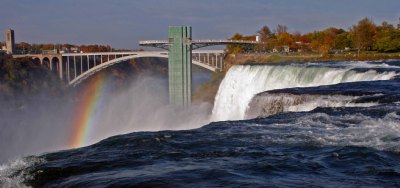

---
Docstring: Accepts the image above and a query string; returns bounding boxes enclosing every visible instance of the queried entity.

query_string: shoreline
[223,52,400,69]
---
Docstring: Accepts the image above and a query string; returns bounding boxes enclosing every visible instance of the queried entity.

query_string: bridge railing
[139,40,170,44]
[62,51,144,56]
[192,39,258,44]
[139,39,258,45]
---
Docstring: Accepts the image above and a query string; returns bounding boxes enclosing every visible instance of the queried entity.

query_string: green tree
[374,22,400,52]
[0,52,64,98]
[334,32,353,50]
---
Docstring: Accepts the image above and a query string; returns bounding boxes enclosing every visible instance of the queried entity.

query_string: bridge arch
[69,53,216,86]
[42,57,50,69]
[32,57,41,65]
[51,57,60,73]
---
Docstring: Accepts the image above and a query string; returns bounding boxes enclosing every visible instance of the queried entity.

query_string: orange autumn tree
[351,17,377,55]
[226,33,255,54]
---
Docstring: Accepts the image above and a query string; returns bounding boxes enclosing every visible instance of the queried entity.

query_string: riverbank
[224,52,400,69]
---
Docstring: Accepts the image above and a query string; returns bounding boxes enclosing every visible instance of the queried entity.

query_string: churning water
[2,60,400,187]
[212,62,399,121]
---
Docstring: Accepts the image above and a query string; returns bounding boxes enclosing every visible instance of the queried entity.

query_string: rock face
[246,93,368,119]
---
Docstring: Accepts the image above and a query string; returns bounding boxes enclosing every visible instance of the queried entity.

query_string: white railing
[139,39,258,45]
[193,39,258,44]
[139,40,170,44]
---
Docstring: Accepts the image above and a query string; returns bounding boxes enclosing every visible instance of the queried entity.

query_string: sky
[0,0,399,49]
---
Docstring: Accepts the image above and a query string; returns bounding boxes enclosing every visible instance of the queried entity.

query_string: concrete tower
[6,29,16,54]
[168,26,192,107]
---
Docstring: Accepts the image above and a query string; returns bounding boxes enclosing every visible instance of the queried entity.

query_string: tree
[351,17,377,55]
[277,32,294,47]
[0,52,63,98]
[226,33,255,53]
[257,25,273,41]
[374,22,400,52]
[276,25,288,35]
[256,25,275,51]
[309,31,324,52]
[334,32,352,50]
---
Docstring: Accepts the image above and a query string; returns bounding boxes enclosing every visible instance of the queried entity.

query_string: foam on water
[0,157,44,188]
[212,63,399,121]
[246,94,379,118]
[261,109,400,152]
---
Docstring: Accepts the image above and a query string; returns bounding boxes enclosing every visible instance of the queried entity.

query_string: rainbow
[70,72,110,148]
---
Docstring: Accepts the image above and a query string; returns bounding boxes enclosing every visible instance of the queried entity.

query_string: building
[283,45,290,53]
[5,29,16,54]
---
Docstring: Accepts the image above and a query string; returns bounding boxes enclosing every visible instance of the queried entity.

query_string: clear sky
[1,0,399,49]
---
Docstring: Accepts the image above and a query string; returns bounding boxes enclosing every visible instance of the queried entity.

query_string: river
[1,60,400,187]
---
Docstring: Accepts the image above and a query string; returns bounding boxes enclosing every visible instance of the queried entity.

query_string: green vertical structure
[168,26,192,107]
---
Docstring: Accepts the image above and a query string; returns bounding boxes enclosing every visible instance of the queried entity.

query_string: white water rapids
[211,63,399,121]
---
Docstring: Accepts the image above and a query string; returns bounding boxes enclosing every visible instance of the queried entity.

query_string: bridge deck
[139,39,258,45]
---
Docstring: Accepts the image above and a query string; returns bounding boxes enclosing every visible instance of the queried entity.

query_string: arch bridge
[13,50,226,86]
[11,26,257,107]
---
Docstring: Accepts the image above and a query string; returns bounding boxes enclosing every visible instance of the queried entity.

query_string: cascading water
[211,63,399,121]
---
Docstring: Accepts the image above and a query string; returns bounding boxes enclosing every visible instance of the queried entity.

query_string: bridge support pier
[168,26,192,107]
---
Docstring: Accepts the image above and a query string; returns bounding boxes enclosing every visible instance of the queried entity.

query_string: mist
[0,96,74,163]
[85,72,212,146]
[0,70,213,163]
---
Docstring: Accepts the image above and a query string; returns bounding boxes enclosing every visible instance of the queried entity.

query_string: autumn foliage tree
[80,45,112,52]
[249,17,400,54]
[351,18,377,55]
[226,33,255,54]
[257,25,275,51]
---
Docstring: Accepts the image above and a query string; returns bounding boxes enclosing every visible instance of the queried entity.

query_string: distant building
[60,47,80,53]
[272,45,299,53]
[272,45,292,53]
[5,29,16,54]
[70,47,80,53]
[283,45,290,53]
[255,35,261,43]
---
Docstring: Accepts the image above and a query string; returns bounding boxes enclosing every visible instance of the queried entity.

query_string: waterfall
[211,63,398,121]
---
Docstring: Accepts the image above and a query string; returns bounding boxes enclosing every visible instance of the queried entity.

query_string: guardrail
[193,39,258,44]
[139,39,258,45]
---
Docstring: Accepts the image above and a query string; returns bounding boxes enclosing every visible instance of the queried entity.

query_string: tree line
[228,17,400,55]
[0,51,64,100]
